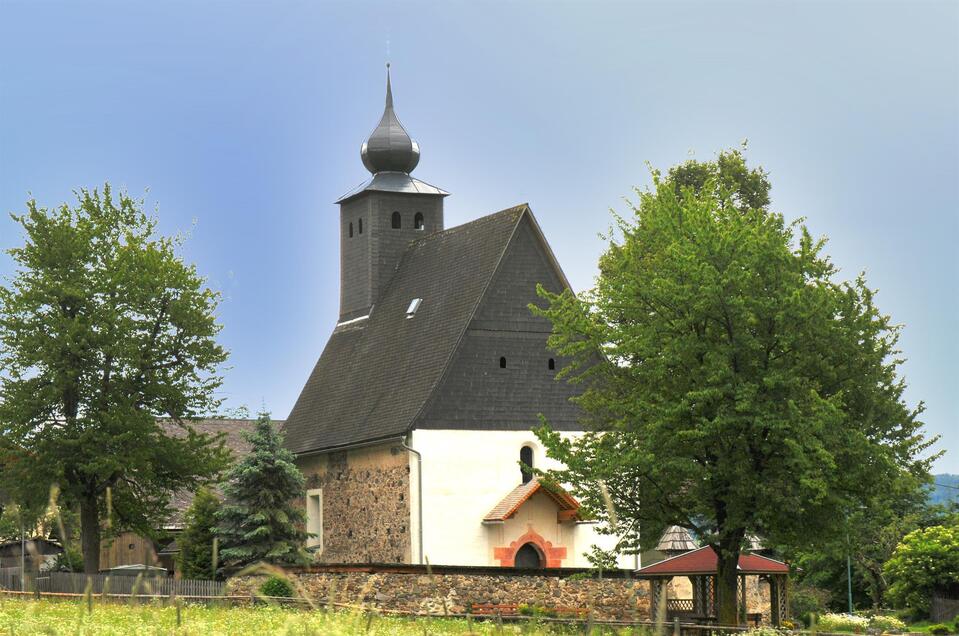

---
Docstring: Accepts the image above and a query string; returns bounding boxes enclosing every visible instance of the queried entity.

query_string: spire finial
[385,62,393,108]
[360,64,420,175]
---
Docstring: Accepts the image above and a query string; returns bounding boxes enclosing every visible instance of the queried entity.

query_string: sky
[0,0,956,472]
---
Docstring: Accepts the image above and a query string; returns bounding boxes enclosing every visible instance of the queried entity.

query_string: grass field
[0,596,627,635]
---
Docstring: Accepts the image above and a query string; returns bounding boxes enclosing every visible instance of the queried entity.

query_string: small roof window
[406,298,422,319]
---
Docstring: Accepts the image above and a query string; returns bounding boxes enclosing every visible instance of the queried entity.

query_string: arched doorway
[514,542,543,569]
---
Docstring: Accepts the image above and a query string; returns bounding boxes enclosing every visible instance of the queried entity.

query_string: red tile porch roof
[483,477,582,523]
[635,546,789,576]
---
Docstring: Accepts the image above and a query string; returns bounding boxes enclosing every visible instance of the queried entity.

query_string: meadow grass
[0,596,634,635]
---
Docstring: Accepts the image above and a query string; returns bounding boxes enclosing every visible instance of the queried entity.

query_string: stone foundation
[297,443,411,564]
[229,570,650,621]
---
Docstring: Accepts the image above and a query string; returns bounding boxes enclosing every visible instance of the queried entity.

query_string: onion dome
[361,64,420,174]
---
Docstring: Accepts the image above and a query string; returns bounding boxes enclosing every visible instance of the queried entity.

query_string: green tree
[533,149,936,625]
[884,520,959,617]
[177,487,221,580]
[0,185,230,573]
[216,413,309,570]
[790,489,950,610]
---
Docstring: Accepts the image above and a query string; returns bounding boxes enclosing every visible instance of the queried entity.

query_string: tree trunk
[715,543,742,626]
[79,495,101,574]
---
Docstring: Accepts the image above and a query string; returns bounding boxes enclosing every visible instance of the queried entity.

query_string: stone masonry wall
[229,571,651,621]
[297,443,411,564]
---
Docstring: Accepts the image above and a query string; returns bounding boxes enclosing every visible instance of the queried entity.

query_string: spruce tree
[176,487,220,580]
[216,413,310,569]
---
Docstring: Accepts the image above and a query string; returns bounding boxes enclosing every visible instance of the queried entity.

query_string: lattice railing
[667,598,695,612]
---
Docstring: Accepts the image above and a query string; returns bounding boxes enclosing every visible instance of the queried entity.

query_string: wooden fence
[0,571,224,598]
[932,591,959,623]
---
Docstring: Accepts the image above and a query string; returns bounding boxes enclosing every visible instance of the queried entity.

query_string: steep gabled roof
[284,205,537,455]
[483,477,582,523]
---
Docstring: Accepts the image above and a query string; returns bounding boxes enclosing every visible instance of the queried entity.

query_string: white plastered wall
[408,429,635,568]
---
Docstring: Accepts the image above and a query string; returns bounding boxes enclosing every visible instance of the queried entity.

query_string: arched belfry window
[520,445,534,484]
[349,222,354,238]
[414,212,424,230]
[391,211,401,229]
[548,358,555,370]
[358,218,363,234]
[499,357,507,369]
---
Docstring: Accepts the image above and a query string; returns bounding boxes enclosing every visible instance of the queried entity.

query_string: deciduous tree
[533,149,936,625]
[0,185,230,573]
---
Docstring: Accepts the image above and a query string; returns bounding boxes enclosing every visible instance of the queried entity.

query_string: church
[283,67,632,570]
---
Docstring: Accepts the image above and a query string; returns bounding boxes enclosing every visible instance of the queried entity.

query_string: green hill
[931,473,959,506]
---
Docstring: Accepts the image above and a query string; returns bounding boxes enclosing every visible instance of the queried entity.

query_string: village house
[99,418,263,573]
[282,67,634,569]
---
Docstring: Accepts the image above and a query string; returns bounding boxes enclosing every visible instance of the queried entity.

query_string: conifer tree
[216,413,310,569]
[176,487,220,580]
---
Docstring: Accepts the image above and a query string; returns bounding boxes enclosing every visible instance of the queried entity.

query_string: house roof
[284,205,540,455]
[656,525,699,553]
[635,546,790,577]
[159,418,270,529]
[483,477,581,523]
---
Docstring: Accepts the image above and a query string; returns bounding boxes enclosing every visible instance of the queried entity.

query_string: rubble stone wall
[297,442,411,564]
[229,570,651,621]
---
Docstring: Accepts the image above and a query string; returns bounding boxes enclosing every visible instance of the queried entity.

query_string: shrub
[516,603,557,618]
[790,584,832,626]
[884,523,959,617]
[866,615,906,632]
[259,576,295,598]
[51,545,84,572]
[928,624,951,636]
[743,627,787,636]
[817,613,870,633]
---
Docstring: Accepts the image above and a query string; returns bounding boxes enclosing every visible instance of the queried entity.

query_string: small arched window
[414,212,424,230]
[391,211,401,229]
[520,445,534,484]
[349,222,354,238]
[358,218,363,234]
[499,357,507,369]
[548,358,555,370]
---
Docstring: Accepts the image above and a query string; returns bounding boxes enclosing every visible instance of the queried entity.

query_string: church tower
[335,65,449,322]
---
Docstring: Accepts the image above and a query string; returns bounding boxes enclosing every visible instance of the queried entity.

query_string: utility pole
[20,518,25,592]
[845,526,853,613]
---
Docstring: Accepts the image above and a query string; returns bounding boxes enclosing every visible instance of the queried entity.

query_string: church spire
[361,63,420,175]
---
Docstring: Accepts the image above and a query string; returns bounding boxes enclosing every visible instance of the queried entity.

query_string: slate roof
[483,478,581,523]
[284,205,533,455]
[635,546,790,577]
[336,172,449,204]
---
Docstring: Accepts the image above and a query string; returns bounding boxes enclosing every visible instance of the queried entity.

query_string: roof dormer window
[406,298,422,319]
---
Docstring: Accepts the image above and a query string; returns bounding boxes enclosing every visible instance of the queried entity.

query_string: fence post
[673,616,680,636]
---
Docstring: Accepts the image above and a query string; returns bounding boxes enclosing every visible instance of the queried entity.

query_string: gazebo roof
[635,546,789,577]
[656,525,699,552]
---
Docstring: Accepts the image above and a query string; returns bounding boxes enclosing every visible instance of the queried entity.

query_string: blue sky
[1,1,956,471]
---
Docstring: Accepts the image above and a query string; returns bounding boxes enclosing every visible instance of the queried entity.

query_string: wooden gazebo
[635,546,790,627]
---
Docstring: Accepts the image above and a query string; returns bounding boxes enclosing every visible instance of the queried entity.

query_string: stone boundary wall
[228,570,652,621]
